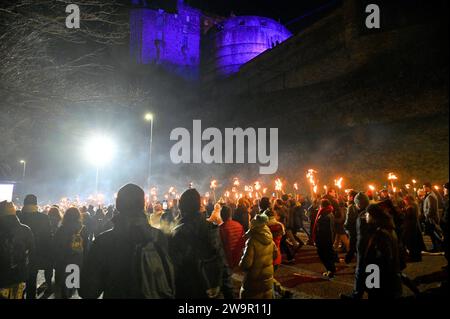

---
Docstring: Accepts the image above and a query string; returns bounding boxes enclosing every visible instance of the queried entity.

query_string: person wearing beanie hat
[239,213,277,299]
[18,194,53,299]
[80,183,174,299]
[0,201,34,299]
[169,188,229,299]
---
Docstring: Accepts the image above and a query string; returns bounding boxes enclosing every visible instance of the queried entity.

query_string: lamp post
[144,113,154,190]
[19,160,26,180]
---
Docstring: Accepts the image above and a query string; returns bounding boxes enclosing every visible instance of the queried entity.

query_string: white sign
[0,184,14,202]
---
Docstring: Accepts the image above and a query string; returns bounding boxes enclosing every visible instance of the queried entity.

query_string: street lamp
[19,160,26,180]
[83,135,116,194]
[144,113,154,189]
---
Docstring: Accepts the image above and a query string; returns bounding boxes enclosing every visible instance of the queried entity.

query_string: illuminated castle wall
[130,1,292,79]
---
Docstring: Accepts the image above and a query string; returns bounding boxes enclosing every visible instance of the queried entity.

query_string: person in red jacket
[219,206,245,270]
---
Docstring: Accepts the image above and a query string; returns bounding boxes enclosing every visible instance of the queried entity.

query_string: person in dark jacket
[46,206,62,293]
[169,188,227,299]
[364,204,403,299]
[341,192,371,299]
[54,207,88,299]
[402,196,426,262]
[312,199,336,279]
[344,190,359,263]
[18,194,52,299]
[234,198,250,232]
[0,201,34,299]
[422,182,443,252]
[79,184,172,299]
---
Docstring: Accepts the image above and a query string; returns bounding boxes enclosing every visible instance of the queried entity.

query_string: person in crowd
[307,198,320,245]
[379,189,390,201]
[18,194,52,299]
[80,184,173,299]
[0,201,34,299]
[169,188,228,299]
[443,182,449,270]
[234,198,250,232]
[312,199,336,279]
[239,213,277,299]
[333,198,349,254]
[92,207,105,238]
[363,204,403,299]
[402,195,426,262]
[219,205,245,270]
[422,182,443,252]
[344,190,359,263]
[341,192,371,299]
[250,200,259,219]
[80,206,94,243]
[160,199,180,234]
[149,202,164,229]
[54,207,88,299]
[46,206,62,293]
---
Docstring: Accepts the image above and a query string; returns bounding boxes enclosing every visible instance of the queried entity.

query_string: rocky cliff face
[192,0,449,188]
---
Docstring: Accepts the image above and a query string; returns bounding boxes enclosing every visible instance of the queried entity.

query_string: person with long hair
[54,207,88,298]
[402,195,426,262]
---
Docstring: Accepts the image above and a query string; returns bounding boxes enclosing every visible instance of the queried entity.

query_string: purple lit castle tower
[130,0,292,79]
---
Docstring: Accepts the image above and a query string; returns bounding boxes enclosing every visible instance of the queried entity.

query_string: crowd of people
[0,180,448,299]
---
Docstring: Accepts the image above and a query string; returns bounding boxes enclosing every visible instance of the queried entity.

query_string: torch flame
[233,178,240,187]
[293,183,298,191]
[210,180,217,189]
[334,177,343,189]
[275,178,283,191]
[388,173,398,181]
[254,181,261,191]
[368,185,375,191]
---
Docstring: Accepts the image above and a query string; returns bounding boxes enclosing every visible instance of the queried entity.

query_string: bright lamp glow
[20,160,26,164]
[84,135,116,167]
[144,113,153,121]
[0,184,14,202]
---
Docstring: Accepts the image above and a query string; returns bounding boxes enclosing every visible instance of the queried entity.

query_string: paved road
[36,232,447,299]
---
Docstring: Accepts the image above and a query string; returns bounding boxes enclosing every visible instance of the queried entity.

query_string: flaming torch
[254,181,262,198]
[293,182,298,196]
[412,179,417,193]
[275,178,283,198]
[306,169,318,198]
[210,179,217,203]
[334,177,343,196]
[388,173,398,192]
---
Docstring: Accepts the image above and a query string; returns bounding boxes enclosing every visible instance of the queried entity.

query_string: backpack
[70,227,84,255]
[133,239,175,299]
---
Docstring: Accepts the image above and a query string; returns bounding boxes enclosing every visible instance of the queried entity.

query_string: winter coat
[365,228,402,299]
[288,204,306,231]
[79,212,169,299]
[233,205,250,232]
[0,215,34,288]
[239,224,277,299]
[219,220,245,269]
[423,192,439,225]
[267,216,285,266]
[344,202,359,237]
[18,206,52,269]
[402,205,426,256]
[169,212,226,299]
[313,206,334,247]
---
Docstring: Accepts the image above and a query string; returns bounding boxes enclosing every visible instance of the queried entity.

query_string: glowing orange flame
[254,181,261,191]
[334,177,343,189]
[388,173,398,181]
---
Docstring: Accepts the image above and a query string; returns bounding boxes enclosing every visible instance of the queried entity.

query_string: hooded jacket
[79,212,169,299]
[17,205,52,269]
[239,218,277,299]
[0,215,34,288]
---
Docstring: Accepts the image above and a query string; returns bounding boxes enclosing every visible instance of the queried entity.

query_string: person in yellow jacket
[239,213,277,299]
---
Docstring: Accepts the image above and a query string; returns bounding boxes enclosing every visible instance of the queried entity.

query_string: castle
[130,0,292,80]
